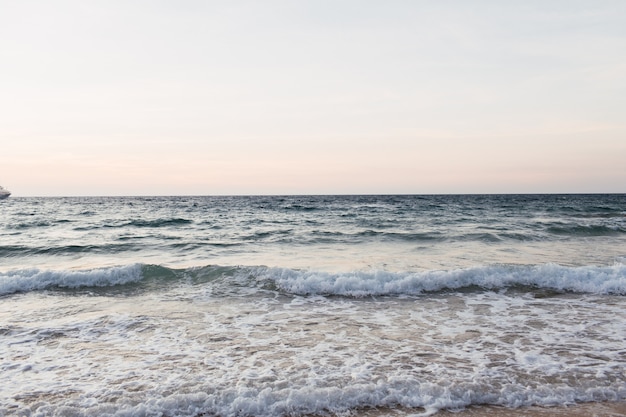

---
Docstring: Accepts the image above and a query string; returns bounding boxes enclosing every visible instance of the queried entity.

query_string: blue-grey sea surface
[1,194,625,416]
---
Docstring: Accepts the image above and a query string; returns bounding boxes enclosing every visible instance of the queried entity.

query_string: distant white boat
[0,186,11,199]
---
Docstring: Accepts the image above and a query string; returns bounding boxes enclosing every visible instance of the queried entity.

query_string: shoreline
[193,402,626,417]
[354,402,626,417]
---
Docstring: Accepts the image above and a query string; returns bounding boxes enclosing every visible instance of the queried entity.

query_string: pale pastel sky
[1,0,625,196]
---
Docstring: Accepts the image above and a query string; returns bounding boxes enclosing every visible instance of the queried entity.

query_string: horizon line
[6,192,625,198]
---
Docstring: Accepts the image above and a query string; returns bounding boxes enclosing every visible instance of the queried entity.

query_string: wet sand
[434,402,626,417]
[194,402,626,417]
[355,402,626,417]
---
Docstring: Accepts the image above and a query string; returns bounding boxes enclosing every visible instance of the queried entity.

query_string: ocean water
[1,194,625,417]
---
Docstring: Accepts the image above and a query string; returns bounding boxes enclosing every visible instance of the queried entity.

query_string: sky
[1,0,625,196]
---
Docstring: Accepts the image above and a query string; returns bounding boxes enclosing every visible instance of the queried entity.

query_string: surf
[2,262,625,297]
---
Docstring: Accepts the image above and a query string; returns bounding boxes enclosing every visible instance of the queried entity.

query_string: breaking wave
[2,262,625,297]
[0,264,144,296]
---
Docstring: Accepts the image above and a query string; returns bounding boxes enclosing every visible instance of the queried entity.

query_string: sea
[1,194,625,417]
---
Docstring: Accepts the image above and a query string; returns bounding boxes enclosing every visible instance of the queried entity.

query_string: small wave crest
[126,218,193,228]
[547,224,625,236]
[0,264,144,296]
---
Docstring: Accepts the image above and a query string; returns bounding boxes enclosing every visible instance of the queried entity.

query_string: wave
[264,263,626,296]
[70,218,194,230]
[2,263,626,297]
[0,264,144,296]
[125,218,193,228]
[546,224,625,236]
[10,381,623,417]
[311,225,626,243]
[6,219,73,230]
[0,243,139,257]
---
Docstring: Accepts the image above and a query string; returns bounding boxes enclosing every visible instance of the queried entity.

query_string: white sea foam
[2,287,625,417]
[0,264,143,295]
[9,383,623,417]
[264,263,626,296]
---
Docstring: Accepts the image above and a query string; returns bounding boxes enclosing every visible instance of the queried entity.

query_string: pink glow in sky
[1,1,625,196]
